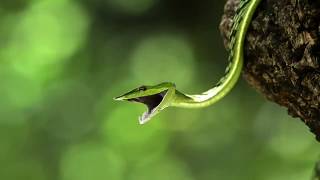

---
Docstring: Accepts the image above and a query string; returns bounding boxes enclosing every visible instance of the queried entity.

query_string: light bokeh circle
[130,33,196,88]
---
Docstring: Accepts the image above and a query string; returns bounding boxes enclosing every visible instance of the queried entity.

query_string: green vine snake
[114,0,262,124]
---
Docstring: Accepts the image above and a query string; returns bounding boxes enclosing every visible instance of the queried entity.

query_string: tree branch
[220,0,320,141]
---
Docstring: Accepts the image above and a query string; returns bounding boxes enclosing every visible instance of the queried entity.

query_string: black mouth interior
[129,90,167,112]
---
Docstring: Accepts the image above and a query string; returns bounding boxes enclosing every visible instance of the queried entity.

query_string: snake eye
[138,86,147,91]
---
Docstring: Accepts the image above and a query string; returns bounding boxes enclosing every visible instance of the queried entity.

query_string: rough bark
[219,0,320,141]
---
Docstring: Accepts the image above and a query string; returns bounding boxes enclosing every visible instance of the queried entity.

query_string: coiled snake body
[115,0,263,124]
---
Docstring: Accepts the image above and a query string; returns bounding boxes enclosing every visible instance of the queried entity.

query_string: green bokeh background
[0,0,319,179]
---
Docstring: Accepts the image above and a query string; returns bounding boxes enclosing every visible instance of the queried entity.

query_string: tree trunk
[219,0,320,141]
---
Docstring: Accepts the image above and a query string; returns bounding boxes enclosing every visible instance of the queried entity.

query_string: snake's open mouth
[128,90,167,124]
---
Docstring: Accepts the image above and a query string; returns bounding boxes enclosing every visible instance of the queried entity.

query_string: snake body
[171,0,262,108]
[115,0,263,124]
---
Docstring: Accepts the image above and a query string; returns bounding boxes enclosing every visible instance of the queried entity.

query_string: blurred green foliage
[0,0,319,180]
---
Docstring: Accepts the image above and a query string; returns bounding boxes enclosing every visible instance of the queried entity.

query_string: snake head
[114,82,175,124]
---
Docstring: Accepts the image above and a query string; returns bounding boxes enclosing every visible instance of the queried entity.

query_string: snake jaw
[139,107,157,124]
[136,90,167,124]
[115,90,168,124]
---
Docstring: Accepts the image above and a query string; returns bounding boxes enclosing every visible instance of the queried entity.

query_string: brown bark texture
[219,0,320,141]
